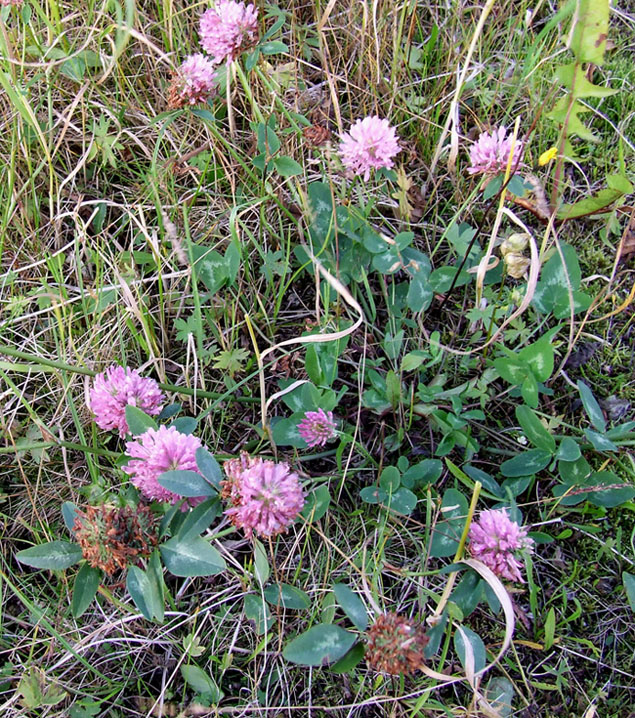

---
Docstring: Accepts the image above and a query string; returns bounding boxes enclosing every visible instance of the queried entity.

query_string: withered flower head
[366,612,428,675]
[73,504,158,576]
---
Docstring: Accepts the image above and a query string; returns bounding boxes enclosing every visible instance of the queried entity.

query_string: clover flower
[0,0,23,6]
[222,453,304,538]
[297,408,337,448]
[339,116,400,181]
[88,365,164,437]
[366,612,428,675]
[199,1,259,65]
[167,54,219,109]
[123,426,207,508]
[73,504,158,576]
[468,508,534,583]
[467,126,523,176]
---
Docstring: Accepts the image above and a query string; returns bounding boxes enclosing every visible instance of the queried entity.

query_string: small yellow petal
[539,147,558,166]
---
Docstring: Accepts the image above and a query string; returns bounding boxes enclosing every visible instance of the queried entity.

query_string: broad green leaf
[147,550,165,623]
[570,0,609,65]
[71,563,101,618]
[169,416,197,434]
[555,437,581,462]
[429,489,468,558]
[260,40,289,55]
[555,62,617,99]
[273,155,303,177]
[577,380,606,432]
[157,469,217,498]
[300,485,330,522]
[126,566,155,620]
[283,624,357,666]
[454,625,486,674]
[623,572,635,612]
[500,449,552,477]
[519,335,555,382]
[584,429,617,452]
[401,459,443,489]
[271,416,306,447]
[451,570,482,618]
[62,502,79,533]
[124,405,157,435]
[181,665,222,702]
[558,455,590,483]
[515,405,556,452]
[17,541,83,570]
[253,538,270,586]
[195,448,222,486]
[263,583,311,610]
[428,266,471,293]
[160,537,226,577]
[329,642,364,673]
[176,497,221,540]
[333,583,368,631]
[485,677,515,718]
[244,593,274,635]
[387,487,418,515]
[379,466,400,492]
[543,606,556,650]
[359,486,388,504]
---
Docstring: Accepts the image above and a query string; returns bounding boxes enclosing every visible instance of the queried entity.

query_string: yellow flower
[539,147,558,166]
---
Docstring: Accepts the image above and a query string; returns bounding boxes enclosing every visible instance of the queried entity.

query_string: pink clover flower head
[468,508,534,583]
[168,54,218,109]
[88,365,164,437]
[199,1,259,65]
[297,408,337,448]
[123,426,207,509]
[222,454,305,538]
[467,126,523,176]
[0,0,23,6]
[339,116,400,181]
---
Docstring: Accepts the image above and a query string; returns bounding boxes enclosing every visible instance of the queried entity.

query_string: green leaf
[584,428,618,452]
[484,677,515,718]
[271,416,306,447]
[176,498,221,540]
[300,485,331,522]
[169,416,197,434]
[333,583,368,631]
[62,502,79,533]
[160,537,226,577]
[260,40,289,55]
[388,487,418,515]
[515,405,556,452]
[429,266,471,294]
[401,459,443,489]
[194,248,227,295]
[555,437,581,462]
[264,583,311,610]
[451,570,482,618]
[147,550,165,622]
[577,380,606,432]
[555,62,617,99]
[283,624,357,666]
[429,489,468,558]
[500,449,552,477]
[519,335,555,383]
[253,538,270,586]
[454,625,486,674]
[71,564,101,618]
[570,0,609,65]
[329,641,364,673]
[359,486,388,504]
[543,606,556,650]
[124,405,157,435]
[157,469,217,498]
[379,466,400,492]
[17,541,83,570]
[273,156,303,177]
[181,665,222,702]
[126,566,156,620]
[623,572,635,612]
[244,593,274,635]
[558,455,590,483]
[195,447,223,489]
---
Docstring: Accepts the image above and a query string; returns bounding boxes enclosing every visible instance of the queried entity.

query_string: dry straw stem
[248,250,364,433]
[428,0,497,177]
